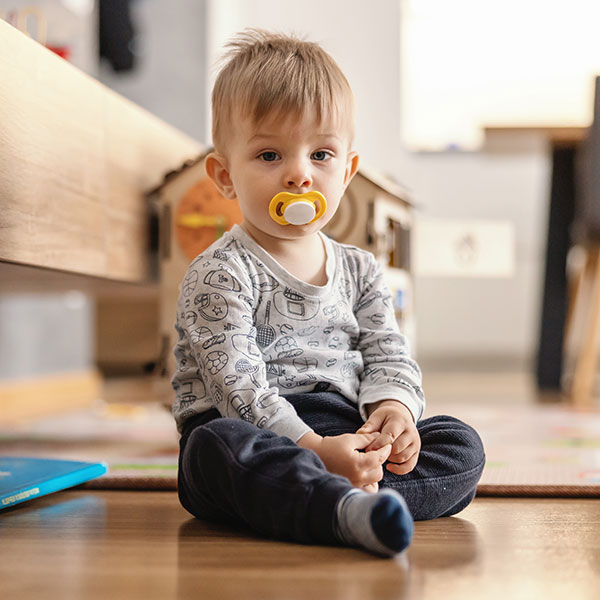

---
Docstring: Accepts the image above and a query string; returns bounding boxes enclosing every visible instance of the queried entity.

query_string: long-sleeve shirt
[171,225,425,442]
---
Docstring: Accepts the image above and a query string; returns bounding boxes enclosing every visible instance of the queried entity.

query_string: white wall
[98,0,208,142]
[205,0,404,175]
[204,0,551,364]
[0,0,97,74]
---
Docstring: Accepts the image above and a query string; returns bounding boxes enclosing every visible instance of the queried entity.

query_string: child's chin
[279,223,322,236]
[251,219,323,240]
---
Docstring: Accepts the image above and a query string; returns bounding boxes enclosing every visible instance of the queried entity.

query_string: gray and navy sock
[334,488,414,557]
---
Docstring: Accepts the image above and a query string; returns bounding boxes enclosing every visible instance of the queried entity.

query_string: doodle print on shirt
[273,288,320,321]
[212,248,230,262]
[251,273,279,293]
[189,326,211,344]
[209,238,237,263]
[224,374,239,386]
[184,311,198,327]
[204,269,242,292]
[323,303,338,327]
[182,270,199,297]
[275,336,303,359]
[195,293,229,321]
[201,333,226,349]
[173,376,208,422]
[256,390,279,409]
[266,363,285,377]
[171,227,426,436]
[378,334,401,356]
[210,381,224,404]
[206,350,228,374]
[227,388,256,422]
[279,323,294,335]
[278,373,318,389]
[235,359,262,387]
[298,325,318,337]
[293,356,318,373]
[367,313,386,326]
[256,301,276,348]
[232,331,261,360]
[356,290,383,312]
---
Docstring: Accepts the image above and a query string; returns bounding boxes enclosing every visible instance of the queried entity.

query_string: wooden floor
[2,369,600,600]
[2,491,599,600]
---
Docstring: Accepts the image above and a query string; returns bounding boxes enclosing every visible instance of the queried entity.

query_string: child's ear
[344,151,360,187]
[205,152,236,199]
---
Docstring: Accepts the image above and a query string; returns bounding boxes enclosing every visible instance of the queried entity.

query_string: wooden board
[484,125,587,145]
[0,369,101,424]
[1,491,600,600]
[0,20,202,283]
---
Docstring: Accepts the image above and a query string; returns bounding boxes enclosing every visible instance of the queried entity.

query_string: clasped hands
[298,400,421,493]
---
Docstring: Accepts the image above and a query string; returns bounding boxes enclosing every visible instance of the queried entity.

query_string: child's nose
[284,161,312,189]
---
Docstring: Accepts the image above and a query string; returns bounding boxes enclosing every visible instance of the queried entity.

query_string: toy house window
[387,218,410,271]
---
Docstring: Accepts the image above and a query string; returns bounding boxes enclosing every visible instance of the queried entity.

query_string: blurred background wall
[0,0,571,381]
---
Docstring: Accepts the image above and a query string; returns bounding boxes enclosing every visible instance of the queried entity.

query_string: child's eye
[311,150,331,161]
[259,151,279,162]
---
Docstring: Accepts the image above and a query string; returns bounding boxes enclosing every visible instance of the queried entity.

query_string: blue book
[0,457,107,510]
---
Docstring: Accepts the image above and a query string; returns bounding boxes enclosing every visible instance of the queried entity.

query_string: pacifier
[268,191,327,226]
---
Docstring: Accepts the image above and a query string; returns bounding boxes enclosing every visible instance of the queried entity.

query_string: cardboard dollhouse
[147,152,416,388]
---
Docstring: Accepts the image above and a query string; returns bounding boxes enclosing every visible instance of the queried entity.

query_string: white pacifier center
[283,201,316,226]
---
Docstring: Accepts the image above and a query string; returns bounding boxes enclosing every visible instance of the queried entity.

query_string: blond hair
[211,29,355,152]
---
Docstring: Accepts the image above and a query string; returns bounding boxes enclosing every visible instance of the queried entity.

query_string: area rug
[451,402,600,497]
[1,401,599,496]
[0,403,180,490]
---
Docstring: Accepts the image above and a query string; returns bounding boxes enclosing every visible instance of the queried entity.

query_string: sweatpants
[177,391,485,545]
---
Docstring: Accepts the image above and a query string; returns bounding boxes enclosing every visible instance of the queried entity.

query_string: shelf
[0,20,201,284]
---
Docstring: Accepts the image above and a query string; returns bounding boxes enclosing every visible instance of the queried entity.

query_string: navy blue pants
[178,392,485,545]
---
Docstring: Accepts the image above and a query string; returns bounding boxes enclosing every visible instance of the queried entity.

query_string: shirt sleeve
[354,256,425,423]
[176,253,312,442]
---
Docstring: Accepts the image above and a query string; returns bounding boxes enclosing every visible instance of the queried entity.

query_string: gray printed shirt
[171,225,425,441]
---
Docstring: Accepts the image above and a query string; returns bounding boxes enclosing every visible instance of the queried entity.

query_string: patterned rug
[0,403,180,490]
[1,401,599,496]
[450,402,600,497]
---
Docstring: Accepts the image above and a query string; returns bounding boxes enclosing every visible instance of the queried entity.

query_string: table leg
[536,144,577,390]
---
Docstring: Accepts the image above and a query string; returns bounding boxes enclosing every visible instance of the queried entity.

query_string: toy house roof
[353,164,413,205]
[148,150,414,206]
[147,149,211,196]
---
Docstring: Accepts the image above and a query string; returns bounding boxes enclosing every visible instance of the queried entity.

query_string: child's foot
[334,488,413,557]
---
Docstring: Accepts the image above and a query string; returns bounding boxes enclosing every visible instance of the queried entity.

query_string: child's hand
[357,401,421,476]
[298,431,391,490]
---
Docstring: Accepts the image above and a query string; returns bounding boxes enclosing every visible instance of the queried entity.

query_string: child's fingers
[386,455,418,476]
[366,420,405,451]
[386,447,419,475]
[390,440,418,463]
[375,443,392,463]
[362,482,379,494]
[358,443,391,468]
[390,432,415,456]
[361,466,384,486]
[351,431,381,450]
[347,445,390,487]
[356,410,385,435]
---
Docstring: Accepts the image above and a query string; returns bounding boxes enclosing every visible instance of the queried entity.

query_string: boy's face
[207,108,359,243]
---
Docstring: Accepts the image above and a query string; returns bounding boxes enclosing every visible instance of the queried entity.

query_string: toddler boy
[173,29,485,557]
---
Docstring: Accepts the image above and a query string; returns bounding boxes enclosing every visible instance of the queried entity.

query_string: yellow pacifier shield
[268,191,327,226]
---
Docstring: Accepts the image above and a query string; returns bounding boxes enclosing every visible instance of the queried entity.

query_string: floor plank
[1,489,599,600]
